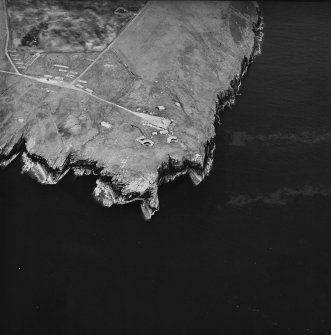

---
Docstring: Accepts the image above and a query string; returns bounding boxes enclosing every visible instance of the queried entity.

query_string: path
[0,69,171,129]
[73,2,151,83]
[2,0,18,73]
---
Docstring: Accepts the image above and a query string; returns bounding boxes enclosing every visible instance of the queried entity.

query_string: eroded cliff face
[0,1,263,219]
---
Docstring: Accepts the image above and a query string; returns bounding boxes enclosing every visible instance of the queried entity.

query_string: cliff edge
[0,1,263,219]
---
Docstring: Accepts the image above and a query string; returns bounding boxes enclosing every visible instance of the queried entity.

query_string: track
[0,69,170,129]
[2,0,19,73]
[73,2,151,84]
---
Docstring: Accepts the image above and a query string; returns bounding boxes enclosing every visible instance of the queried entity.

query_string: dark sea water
[1,3,331,334]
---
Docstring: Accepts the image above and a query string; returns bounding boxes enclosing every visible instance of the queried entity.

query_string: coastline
[0,3,264,220]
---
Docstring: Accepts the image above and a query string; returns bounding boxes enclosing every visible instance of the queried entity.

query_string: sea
[1,3,331,334]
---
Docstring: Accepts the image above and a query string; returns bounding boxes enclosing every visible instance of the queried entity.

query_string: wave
[228,131,331,146]
[227,185,331,206]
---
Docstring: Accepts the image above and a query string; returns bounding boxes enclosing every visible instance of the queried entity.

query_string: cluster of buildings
[9,50,27,71]
[75,79,94,94]
[134,105,179,147]
[42,63,94,94]
[9,51,180,148]
[43,63,77,81]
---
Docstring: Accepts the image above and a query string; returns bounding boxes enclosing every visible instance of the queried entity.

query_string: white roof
[53,64,69,68]
[101,121,112,129]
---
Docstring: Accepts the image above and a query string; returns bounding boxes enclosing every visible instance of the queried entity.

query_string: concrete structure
[101,121,112,129]
[159,129,169,135]
[136,136,154,147]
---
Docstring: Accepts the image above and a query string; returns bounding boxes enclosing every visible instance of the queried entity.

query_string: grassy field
[7,0,146,52]
[78,49,135,100]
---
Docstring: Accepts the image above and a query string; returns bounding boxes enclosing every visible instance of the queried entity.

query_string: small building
[54,64,69,69]
[156,105,166,111]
